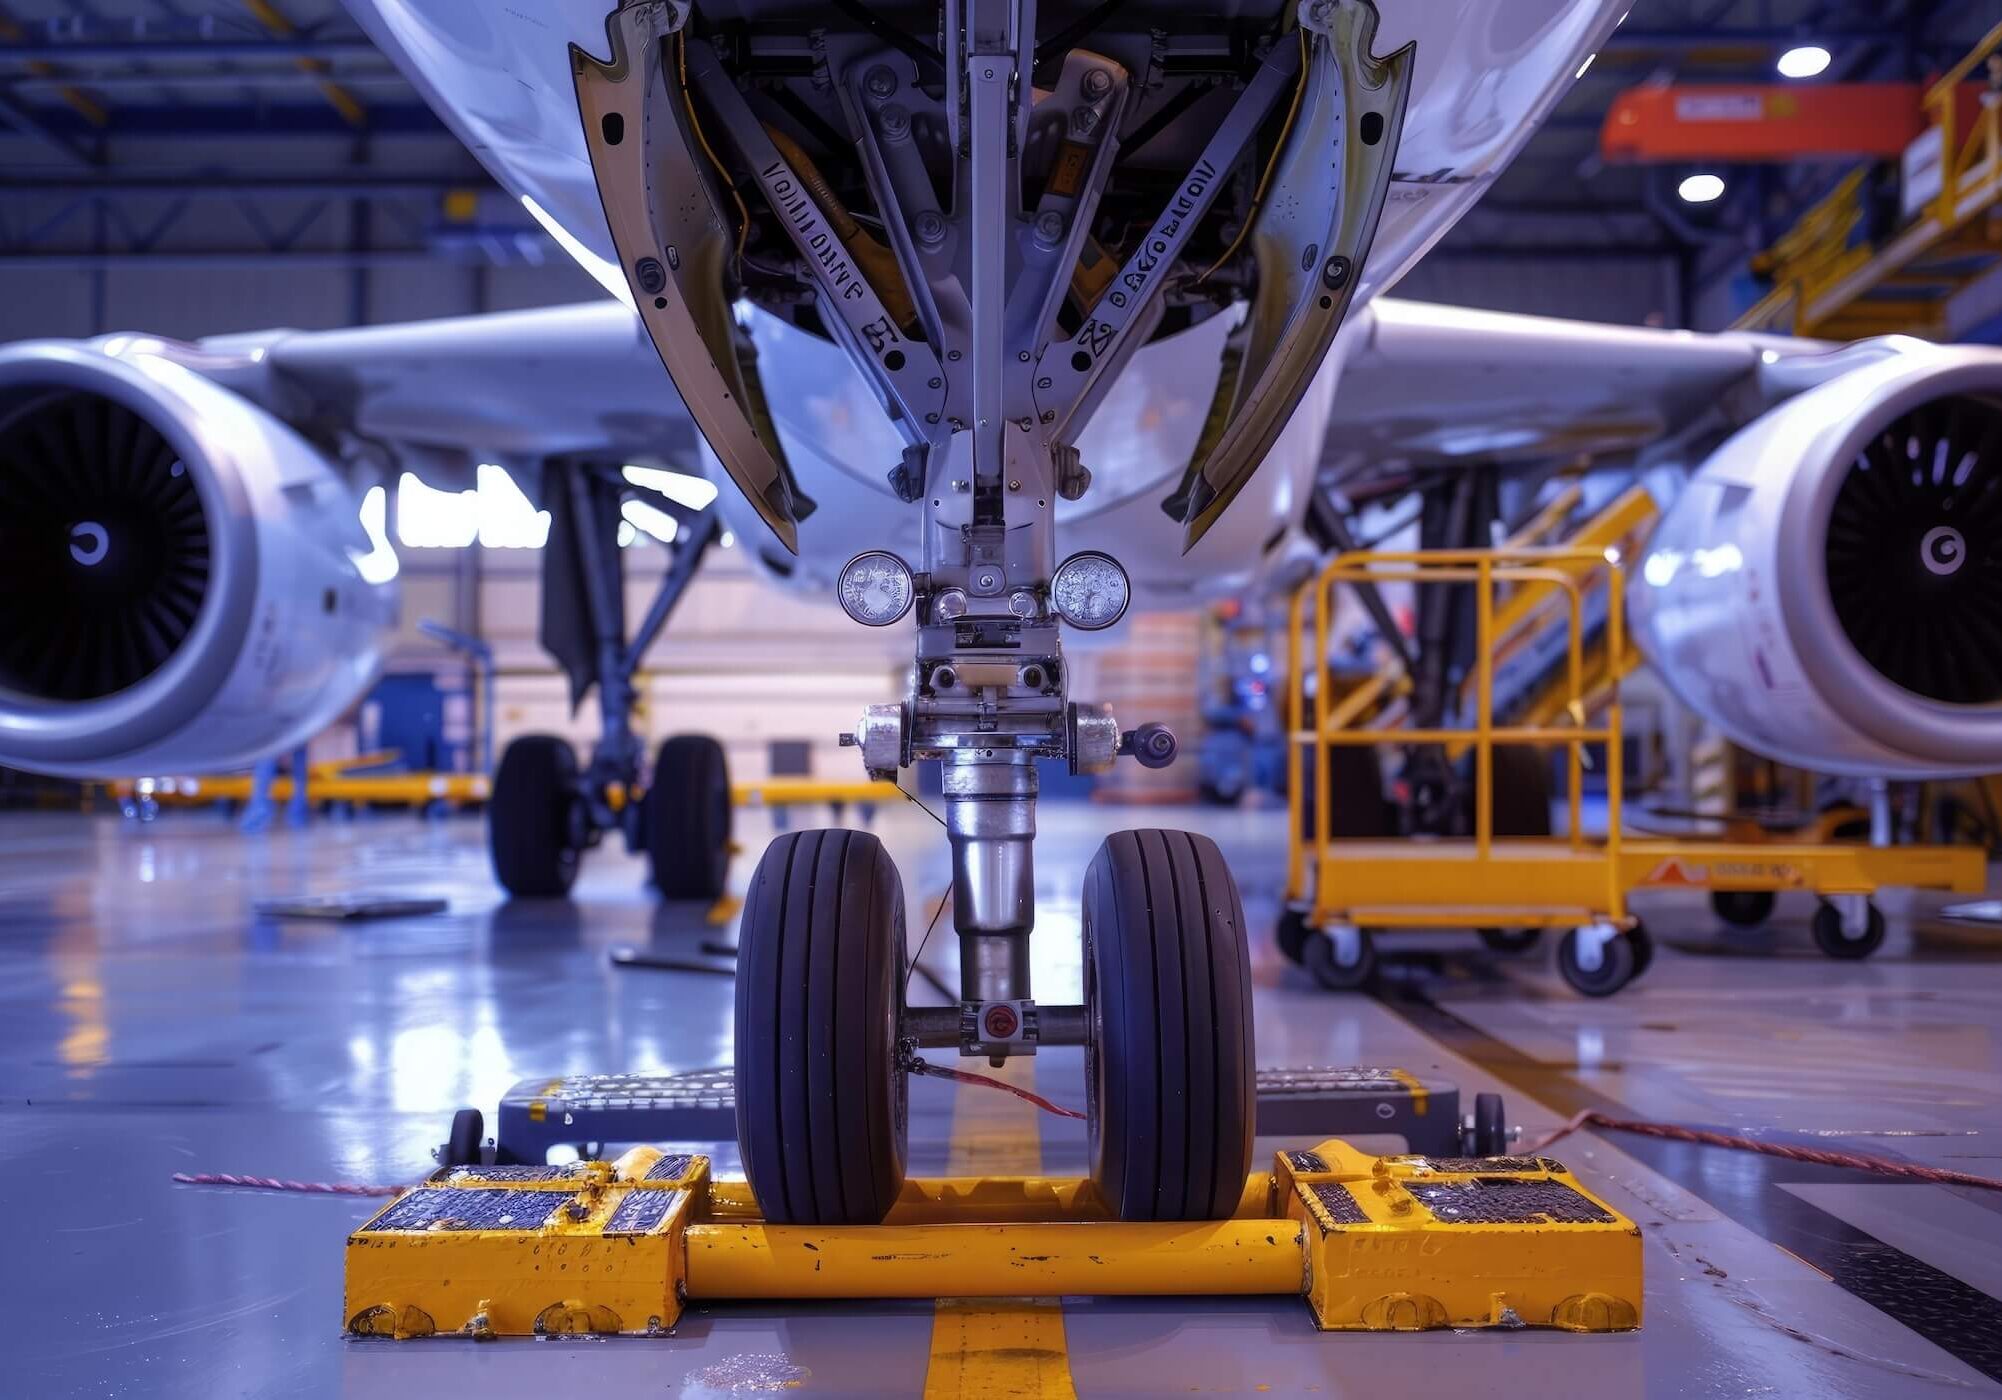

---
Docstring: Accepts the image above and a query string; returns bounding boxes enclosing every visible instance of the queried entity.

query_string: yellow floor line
[924,1024,1076,1399]
[924,1298,1077,1399]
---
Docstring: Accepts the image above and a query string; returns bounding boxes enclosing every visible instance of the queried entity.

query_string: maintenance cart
[1280,544,1987,996]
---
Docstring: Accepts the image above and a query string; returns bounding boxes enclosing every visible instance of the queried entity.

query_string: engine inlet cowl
[0,391,212,702]
[1824,393,2002,707]
[0,338,396,778]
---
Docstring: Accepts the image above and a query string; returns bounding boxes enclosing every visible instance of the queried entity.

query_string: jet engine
[1632,342,2002,778]
[0,340,398,778]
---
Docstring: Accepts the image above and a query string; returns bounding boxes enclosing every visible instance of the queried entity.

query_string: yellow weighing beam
[344,1142,1642,1339]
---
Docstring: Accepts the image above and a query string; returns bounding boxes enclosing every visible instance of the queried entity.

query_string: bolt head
[1081,68,1112,99]
[1008,591,1037,618]
[1034,209,1066,245]
[1072,107,1100,134]
[864,64,897,98]
[913,209,946,245]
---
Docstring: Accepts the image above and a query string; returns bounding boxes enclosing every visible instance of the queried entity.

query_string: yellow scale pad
[345,1142,1641,1339]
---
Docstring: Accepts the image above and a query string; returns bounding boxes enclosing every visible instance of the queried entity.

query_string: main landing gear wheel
[489,735,583,897]
[1712,890,1776,928]
[1478,928,1543,955]
[1304,925,1377,991]
[1084,830,1255,1222]
[1557,925,1639,997]
[647,734,732,899]
[735,829,907,1225]
[1812,898,1886,960]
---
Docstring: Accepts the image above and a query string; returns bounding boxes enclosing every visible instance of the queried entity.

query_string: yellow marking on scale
[924,1039,1075,1398]
[1389,1068,1429,1115]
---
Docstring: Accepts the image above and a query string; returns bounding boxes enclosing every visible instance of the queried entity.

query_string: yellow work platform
[345,1143,1641,1339]
[1303,837,1984,929]
[1283,542,1988,992]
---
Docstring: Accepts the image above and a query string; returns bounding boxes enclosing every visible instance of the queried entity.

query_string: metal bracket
[684,40,949,439]
[1032,41,1301,443]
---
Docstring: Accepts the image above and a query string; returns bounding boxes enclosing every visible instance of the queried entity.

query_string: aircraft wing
[1323,297,1826,479]
[202,299,693,484]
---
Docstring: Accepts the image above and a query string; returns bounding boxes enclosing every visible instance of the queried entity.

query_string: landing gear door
[573,1,804,554]
[1178,0,1414,552]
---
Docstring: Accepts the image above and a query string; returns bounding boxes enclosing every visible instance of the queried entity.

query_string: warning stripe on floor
[923,1032,1076,1399]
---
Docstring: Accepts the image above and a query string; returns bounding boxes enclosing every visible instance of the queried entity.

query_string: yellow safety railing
[1926,18,2002,228]
[1285,547,1627,924]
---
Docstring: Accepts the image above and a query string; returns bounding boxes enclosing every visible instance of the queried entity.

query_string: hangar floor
[3,802,2000,1398]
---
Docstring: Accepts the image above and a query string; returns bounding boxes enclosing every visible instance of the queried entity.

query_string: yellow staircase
[1735,21,2002,340]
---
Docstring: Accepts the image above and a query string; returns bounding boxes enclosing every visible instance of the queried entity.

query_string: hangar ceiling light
[1777,45,1832,79]
[1677,173,1726,204]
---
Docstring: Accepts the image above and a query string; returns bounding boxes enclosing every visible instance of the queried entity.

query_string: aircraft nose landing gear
[733,817,1255,1226]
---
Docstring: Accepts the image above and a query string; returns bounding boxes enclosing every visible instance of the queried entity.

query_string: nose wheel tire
[1083,830,1255,1222]
[1712,890,1776,928]
[647,734,732,899]
[1812,899,1886,960]
[489,735,584,897]
[1557,926,1639,997]
[1304,926,1377,991]
[735,829,908,1225]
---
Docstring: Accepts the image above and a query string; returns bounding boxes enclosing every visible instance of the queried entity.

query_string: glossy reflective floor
[4,803,2000,1397]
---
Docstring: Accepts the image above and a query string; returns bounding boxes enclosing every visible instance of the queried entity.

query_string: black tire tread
[735,829,905,1225]
[1088,829,1253,1221]
[649,734,731,898]
[489,735,579,897]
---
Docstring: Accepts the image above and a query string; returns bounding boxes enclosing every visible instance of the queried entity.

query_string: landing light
[1677,173,1726,204]
[836,551,915,627]
[1777,45,1831,79]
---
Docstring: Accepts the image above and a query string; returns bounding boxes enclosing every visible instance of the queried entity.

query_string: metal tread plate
[495,1065,1464,1159]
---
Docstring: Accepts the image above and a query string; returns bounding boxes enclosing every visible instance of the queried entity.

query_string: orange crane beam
[1600,83,1987,164]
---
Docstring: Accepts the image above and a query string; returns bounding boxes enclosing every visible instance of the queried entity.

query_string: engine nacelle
[1631,342,2002,778]
[0,340,398,778]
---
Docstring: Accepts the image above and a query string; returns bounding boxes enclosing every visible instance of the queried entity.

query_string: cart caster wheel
[735,829,907,1225]
[1627,920,1655,980]
[1478,928,1542,955]
[1712,890,1775,928]
[1275,908,1311,965]
[647,734,732,899]
[1812,899,1886,960]
[489,735,584,897]
[1557,925,1636,997]
[1303,926,1377,991]
[443,1108,484,1167]
[1468,1091,1508,1157]
[1084,830,1255,1221]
